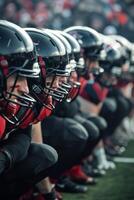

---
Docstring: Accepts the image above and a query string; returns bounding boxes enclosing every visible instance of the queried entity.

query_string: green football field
[63,141,134,200]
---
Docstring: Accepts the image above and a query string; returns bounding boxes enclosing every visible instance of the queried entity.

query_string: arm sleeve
[84,82,109,104]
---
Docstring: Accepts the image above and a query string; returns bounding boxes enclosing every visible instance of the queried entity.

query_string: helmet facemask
[29,55,72,110]
[0,53,39,125]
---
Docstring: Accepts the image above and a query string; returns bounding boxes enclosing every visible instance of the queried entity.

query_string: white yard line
[113,157,134,163]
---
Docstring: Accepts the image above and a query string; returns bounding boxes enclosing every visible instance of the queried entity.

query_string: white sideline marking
[113,157,134,163]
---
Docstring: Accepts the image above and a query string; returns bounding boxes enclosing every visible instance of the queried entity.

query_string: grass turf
[63,141,134,200]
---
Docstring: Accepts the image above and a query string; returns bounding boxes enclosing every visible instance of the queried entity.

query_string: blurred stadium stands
[0,0,134,41]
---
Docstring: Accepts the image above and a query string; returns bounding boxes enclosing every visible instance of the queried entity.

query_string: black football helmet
[97,35,124,87]
[41,29,76,102]
[0,20,39,124]
[57,31,82,102]
[59,31,84,71]
[100,36,123,72]
[64,26,104,76]
[25,28,71,109]
[46,29,75,76]
[110,35,132,62]
[110,35,134,83]
[64,26,103,60]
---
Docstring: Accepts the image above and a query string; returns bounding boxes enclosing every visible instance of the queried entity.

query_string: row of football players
[0,20,133,200]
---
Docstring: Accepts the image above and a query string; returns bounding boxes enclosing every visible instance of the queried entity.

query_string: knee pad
[88,116,107,131]
[54,118,89,162]
[101,97,117,114]
[63,118,88,143]
[41,144,58,166]
[117,96,132,116]
[43,117,88,153]
[30,143,58,171]
[81,119,99,140]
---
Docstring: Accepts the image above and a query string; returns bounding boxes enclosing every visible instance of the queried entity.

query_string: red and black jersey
[32,106,52,124]
[79,77,109,105]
